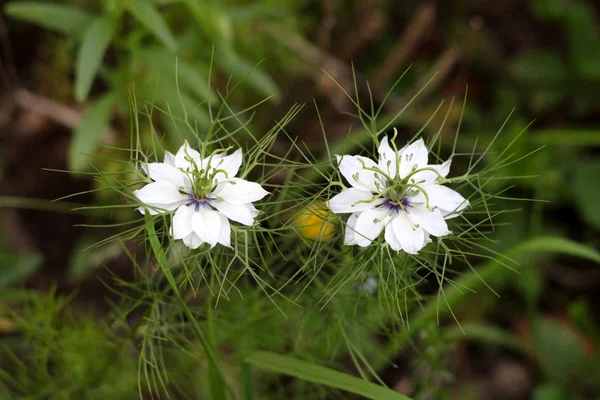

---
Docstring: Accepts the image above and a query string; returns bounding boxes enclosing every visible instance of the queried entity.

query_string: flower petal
[182,232,203,249]
[384,223,402,251]
[172,205,195,239]
[353,208,390,247]
[407,206,451,237]
[210,200,255,226]
[208,148,242,184]
[217,213,231,247]
[409,159,451,186]
[398,138,428,179]
[337,155,386,193]
[391,212,426,254]
[378,136,398,179]
[211,178,269,205]
[164,151,176,166]
[413,184,469,219]
[147,162,189,188]
[191,209,222,248]
[344,212,360,245]
[175,141,202,172]
[245,203,259,218]
[326,188,384,214]
[134,181,188,213]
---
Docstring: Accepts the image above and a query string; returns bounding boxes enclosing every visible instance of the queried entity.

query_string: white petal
[207,148,242,184]
[210,200,255,226]
[378,136,398,179]
[326,188,384,214]
[134,181,188,213]
[147,162,189,188]
[337,155,386,193]
[391,212,426,254]
[384,223,402,251]
[164,151,176,166]
[191,209,222,248]
[182,232,203,249]
[245,203,259,218]
[409,159,451,186]
[407,206,451,237]
[174,141,202,172]
[413,184,469,218]
[344,212,360,245]
[172,205,195,239]
[353,208,390,247]
[211,178,269,205]
[217,213,231,247]
[398,139,429,179]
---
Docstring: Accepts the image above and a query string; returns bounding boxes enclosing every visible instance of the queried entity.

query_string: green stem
[207,286,226,400]
[144,212,237,400]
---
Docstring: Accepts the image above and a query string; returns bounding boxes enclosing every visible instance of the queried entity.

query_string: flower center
[384,196,411,212]
[383,182,417,212]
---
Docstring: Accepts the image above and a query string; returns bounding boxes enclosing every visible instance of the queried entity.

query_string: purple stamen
[185,194,212,212]
[384,197,411,212]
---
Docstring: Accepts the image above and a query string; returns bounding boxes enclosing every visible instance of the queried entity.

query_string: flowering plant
[328,134,468,254]
[135,142,268,249]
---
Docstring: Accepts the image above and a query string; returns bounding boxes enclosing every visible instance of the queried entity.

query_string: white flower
[326,137,469,254]
[134,141,269,249]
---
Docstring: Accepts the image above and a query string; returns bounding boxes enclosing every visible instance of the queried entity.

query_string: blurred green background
[0,0,599,399]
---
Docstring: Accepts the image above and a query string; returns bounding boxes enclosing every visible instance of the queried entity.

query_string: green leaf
[184,0,233,44]
[444,323,526,354]
[136,48,215,103]
[246,351,412,400]
[572,160,600,229]
[532,0,567,20]
[533,129,600,146]
[569,300,600,349]
[510,51,568,85]
[240,362,254,400]
[381,236,600,366]
[529,87,567,113]
[127,0,177,51]
[4,2,93,37]
[0,252,43,288]
[75,17,116,102]
[532,383,567,400]
[69,92,116,172]
[533,318,592,384]
[217,46,281,101]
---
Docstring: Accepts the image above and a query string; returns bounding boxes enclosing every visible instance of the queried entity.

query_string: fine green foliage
[3,1,600,398]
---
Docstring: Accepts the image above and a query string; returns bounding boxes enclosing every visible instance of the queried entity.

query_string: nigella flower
[326,136,469,254]
[134,141,269,249]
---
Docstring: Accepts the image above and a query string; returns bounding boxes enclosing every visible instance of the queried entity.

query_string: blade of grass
[144,212,236,399]
[240,362,254,400]
[69,92,117,171]
[75,16,116,102]
[4,2,92,37]
[246,351,413,400]
[380,236,600,368]
[127,0,177,51]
